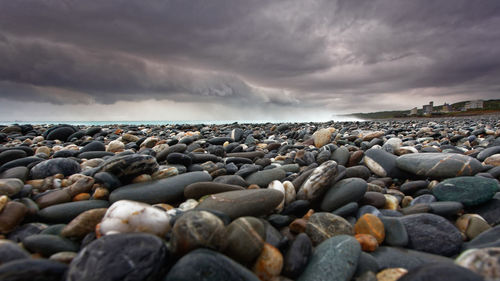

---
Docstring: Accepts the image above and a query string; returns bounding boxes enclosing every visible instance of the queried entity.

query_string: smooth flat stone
[30,158,81,179]
[397,263,483,281]
[165,248,259,281]
[22,234,79,257]
[110,171,212,204]
[297,235,361,281]
[196,189,283,219]
[184,182,244,199]
[0,259,68,281]
[320,177,367,212]
[305,212,354,245]
[363,148,408,179]
[0,240,30,265]
[369,246,453,270]
[245,168,286,188]
[396,153,483,179]
[37,200,110,224]
[432,176,499,207]
[380,216,408,247]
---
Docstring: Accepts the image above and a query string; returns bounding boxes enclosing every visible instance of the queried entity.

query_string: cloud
[0,0,499,118]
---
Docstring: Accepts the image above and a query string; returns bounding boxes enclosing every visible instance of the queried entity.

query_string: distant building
[441,103,452,113]
[464,100,484,110]
[409,107,418,116]
[423,101,434,114]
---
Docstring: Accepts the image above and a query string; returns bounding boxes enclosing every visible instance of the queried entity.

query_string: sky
[1,0,499,122]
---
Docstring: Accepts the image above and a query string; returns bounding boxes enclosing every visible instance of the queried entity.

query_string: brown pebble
[72,193,91,201]
[0,201,28,233]
[253,243,284,281]
[36,189,72,209]
[248,184,261,189]
[354,214,385,244]
[355,233,379,252]
[61,208,107,239]
[376,268,408,281]
[302,209,315,220]
[92,187,110,200]
[132,174,152,183]
[289,219,307,234]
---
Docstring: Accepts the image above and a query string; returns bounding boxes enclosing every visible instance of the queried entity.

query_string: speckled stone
[297,160,339,201]
[66,233,169,281]
[455,247,500,280]
[432,176,499,207]
[400,213,463,256]
[297,235,361,281]
[171,210,225,256]
[97,154,159,182]
[305,212,354,245]
[30,158,82,179]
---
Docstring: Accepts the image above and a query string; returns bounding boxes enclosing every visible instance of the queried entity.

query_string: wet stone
[432,176,499,207]
[396,153,483,179]
[66,233,170,281]
[30,158,81,179]
[170,210,225,256]
[305,212,354,245]
[165,248,259,281]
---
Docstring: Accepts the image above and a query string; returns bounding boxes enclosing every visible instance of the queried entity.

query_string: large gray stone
[396,153,483,179]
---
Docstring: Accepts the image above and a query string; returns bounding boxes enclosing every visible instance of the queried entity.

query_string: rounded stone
[397,263,483,281]
[297,160,339,201]
[320,177,367,212]
[0,201,27,233]
[283,233,312,279]
[355,214,385,244]
[305,212,354,245]
[171,210,225,256]
[355,233,379,252]
[376,268,408,281]
[165,248,259,281]
[79,141,106,153]
[400,213,463,256]
[222,217,265,266]
[66,233,170,281]
[0,259,68,281]
[110,171,212,204]
[360,191,387,209]
[0,239,30,265]
[46,126,76,141]
[252,243,283,281]
[196,189,283,219]
[99,200,170,237]
[396,153,483,179]
[37,200,110,224]
[30,158,81,179]
[0,178,23,197]
[297,235,361,281]
[184,181,244,199]
[455,247,500,280]
[380,216,408,247]
[432,176,499,207]
[61,208,107,239]
[245,168,286,188]
[22,234,79,257]
[98,154,159,182]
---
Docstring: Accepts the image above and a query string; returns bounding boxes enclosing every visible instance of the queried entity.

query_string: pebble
[196,189,283,219]
[400,213,463,256]
[61,208,107,239]
[283,233,312,279]
[305,212,353,245]
[320,177,367,211]
[165,248,259,281]
[376,268,408,281]
[455,247,500,280]
[297,160,339,201]
[0,201,27,233]
[252,243,283,281]
[37,200,110,223]
[0,178,23,197]
[297,235,361,281]
[222,217,265,266]
[22,234,79,257]
[396,153,483,179]
[432,176,499,207]
[66,233,170,281]
[0,239,30,265]
[355,214,385,244]
[456,214,491,240]
[245,168,286,188]
[184,181,244,199]
[397,262,483,281]
[99,200,170,237]
[0,259,68,281]
[170,210,225,256]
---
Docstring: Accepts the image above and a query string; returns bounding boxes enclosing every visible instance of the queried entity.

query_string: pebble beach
[0,116,499,281]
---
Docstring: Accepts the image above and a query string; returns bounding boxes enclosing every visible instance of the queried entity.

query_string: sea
[0,117,361,126]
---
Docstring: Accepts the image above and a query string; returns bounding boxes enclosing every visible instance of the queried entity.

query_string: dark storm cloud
[0,0,499,111]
